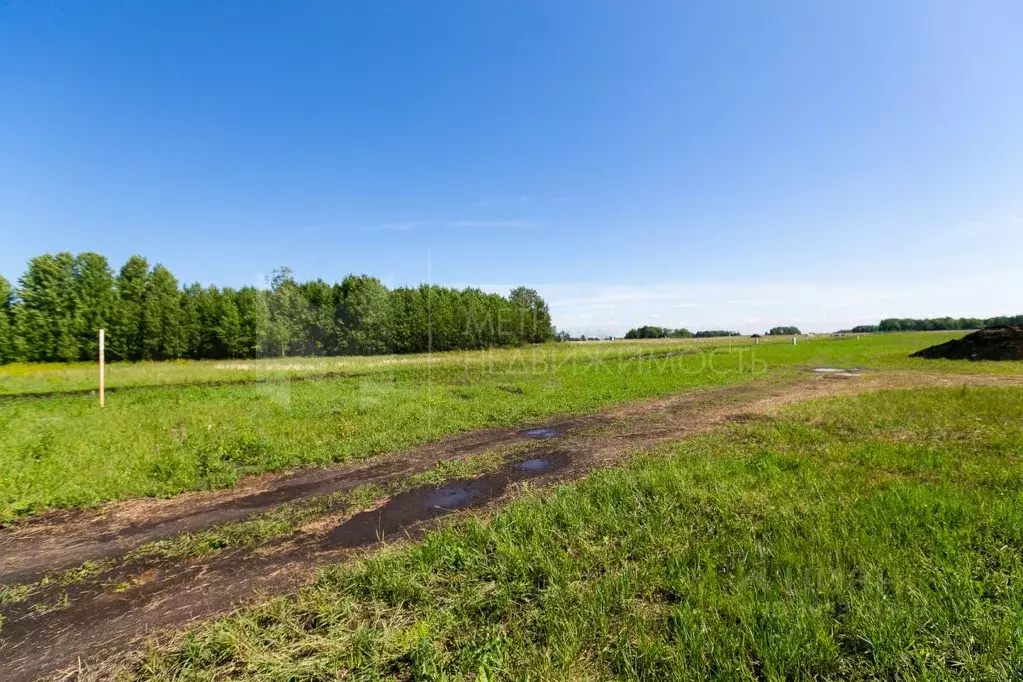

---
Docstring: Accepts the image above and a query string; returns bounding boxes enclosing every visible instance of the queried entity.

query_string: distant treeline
[623,326,741,339]
[624,326,693,339]
[0,253,556,364]
[840,315,1023,334]
[767,326,801,336]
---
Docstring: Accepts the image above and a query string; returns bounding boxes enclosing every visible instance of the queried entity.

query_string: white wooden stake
[99,328,105,408]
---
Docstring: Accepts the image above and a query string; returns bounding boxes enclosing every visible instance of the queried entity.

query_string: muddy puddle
[522,427,563,438]
[514,457,555,472]
[424,487,476,509]
[323,452,568,549]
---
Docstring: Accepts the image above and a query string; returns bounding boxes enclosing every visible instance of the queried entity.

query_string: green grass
[0,332,1010,397]
[0,337,778,397]
[125,387,1023,681]
[1,333,1021,521]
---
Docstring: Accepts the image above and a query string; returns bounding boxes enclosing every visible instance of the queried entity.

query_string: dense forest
[767,326,801,335]
[0,253,556,364]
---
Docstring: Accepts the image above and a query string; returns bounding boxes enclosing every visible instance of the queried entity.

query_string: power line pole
[99,328,105,408]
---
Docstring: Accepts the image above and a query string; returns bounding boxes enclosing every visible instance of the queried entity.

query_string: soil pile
[911,326,1023,361]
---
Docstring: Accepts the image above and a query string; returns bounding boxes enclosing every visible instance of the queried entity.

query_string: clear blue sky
[2,1,1021,335]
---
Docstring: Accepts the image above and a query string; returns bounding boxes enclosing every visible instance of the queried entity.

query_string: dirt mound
[911,326,1023,361]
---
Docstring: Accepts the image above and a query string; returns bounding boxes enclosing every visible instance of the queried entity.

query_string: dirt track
[2,370,1021,681]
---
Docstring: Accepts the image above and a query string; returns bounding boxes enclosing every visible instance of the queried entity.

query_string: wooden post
[99,328,105,408]
[792,336,797,346]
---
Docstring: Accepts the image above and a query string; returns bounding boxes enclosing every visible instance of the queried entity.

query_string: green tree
[0,275,14,363]
[14,253,80,362]
[178,283,204,359]
[388,287,426,353]
[235,286,269,358]
[71,253,117,361]
[265,267,304,357]
[113,256,150,361]
[190,286,226,358]
[296,279,337,356]
[338,275,391,355]
[508,286,555,344]
[142,265,186,360]
[217,289,244,358]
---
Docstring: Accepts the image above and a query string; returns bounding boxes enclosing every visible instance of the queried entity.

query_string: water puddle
[423,487,475,509]
[522,427,562,438]
[514,458,553,472]
[814,368,860,377]
[323,451,570,550]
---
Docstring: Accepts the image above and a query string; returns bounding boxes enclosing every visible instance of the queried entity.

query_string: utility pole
[99,328,105,408]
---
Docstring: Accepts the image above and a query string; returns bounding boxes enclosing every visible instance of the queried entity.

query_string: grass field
[0,336,784,397]
[3,332,1022,522]
[125,386,1023,681]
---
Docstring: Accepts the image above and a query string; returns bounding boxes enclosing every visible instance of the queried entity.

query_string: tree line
[694,330,741,338]
[0,253,556,364]
[835,316,1023,334]
[767,326,801,336]
[877,316,1023,332]
[624,326,693,339]
[623,326,741,339]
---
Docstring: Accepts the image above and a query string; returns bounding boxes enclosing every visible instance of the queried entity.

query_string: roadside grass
[125,387,1023,681]
[2,333,1021,522]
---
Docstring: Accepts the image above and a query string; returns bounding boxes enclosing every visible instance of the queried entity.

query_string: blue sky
[2,1,1021,335]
